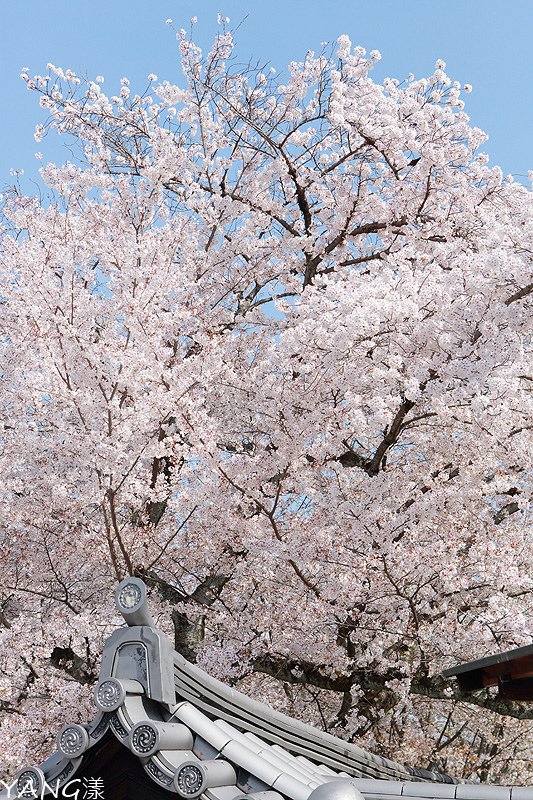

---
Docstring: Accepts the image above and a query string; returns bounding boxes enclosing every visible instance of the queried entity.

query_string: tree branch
[251,652,533,721]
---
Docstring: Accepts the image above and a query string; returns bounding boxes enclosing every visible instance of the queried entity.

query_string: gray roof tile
[3,579,531,800]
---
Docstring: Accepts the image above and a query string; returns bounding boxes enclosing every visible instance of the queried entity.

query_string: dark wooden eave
[443,643,533,700]
[47,733,175,800]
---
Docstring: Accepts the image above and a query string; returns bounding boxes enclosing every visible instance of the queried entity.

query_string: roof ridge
[2,579,531,800]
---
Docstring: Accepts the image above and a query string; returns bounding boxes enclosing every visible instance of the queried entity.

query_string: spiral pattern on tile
[95,678,123,710]
[58,724,88,757]
[131,723,158,755]
[176,764,204,796]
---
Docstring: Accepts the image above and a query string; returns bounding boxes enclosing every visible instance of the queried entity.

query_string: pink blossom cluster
[1,25,532,784]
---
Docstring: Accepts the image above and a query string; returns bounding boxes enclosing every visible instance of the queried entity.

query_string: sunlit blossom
[1,28,531,787]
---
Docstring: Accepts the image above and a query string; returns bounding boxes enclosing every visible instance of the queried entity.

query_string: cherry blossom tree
[1,21,532,783]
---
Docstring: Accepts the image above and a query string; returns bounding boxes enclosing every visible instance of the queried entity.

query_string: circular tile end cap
[94,677,126,711]
[174,762,206,798]
[15,766,45,798]
[130,721,159,756]
[115,577,146,615]
[57,723,89,758]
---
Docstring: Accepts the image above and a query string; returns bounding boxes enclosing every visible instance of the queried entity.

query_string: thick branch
[505,282,533,306]
[138,568,232,661]
[337,397,416,476]
[49,644,97,685]
[251,653,533,721]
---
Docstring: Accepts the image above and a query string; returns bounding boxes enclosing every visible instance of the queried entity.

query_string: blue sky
[1,0,531,189]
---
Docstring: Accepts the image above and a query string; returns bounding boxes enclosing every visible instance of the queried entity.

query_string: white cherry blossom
[1,26,531,784]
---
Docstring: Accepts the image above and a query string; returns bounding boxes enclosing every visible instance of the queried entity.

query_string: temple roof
[3,578,532,800]
[443,644,533,701]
